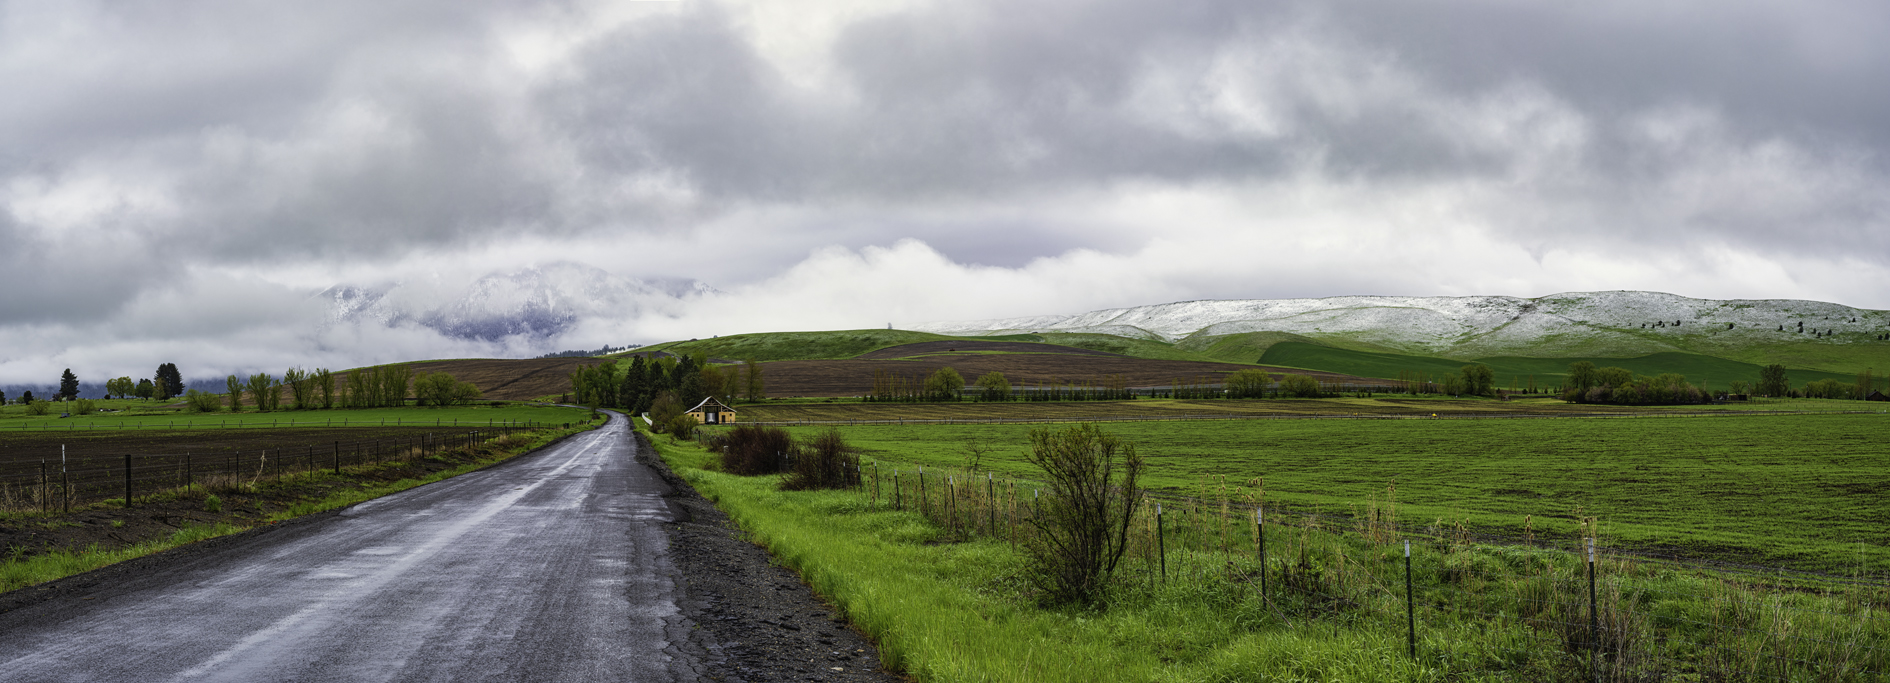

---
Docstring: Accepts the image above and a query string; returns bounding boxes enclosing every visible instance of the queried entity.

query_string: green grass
[0,403,590,430]
[653,419,1890,682]
[1258,341,1861,389]
[2,523,246,593]
[767,413,1890,572]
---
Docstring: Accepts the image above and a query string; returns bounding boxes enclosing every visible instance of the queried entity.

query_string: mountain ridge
[915,291,1890,371]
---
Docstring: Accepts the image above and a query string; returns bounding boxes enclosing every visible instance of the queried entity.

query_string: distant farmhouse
[687,397,737,424]
[1869,390,1889,402]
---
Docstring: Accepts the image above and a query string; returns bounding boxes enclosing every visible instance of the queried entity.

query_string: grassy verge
[647,422,1890,682]
[0,420,595,594]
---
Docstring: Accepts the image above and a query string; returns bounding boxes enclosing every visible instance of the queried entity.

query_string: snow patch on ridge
[915,291,1890,357]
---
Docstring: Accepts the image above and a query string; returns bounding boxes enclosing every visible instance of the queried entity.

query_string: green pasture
[762,412,1890,572]
[656,419,1890,682]
[1258,341,1863,388]
[0,401,591,431]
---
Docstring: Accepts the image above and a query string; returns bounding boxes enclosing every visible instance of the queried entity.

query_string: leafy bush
[1022,423,1145,607]
[413,371,481,407]
[1278,374,1322,398]
[184,389,223,413]
[74,398,98,415]
[665,414,699,441]
[780,428,860,491]
[1224,369,1272,398]
[203,495,222,513]
[25,401,50,416]
[717,424,795,475]
[648,391,683,432]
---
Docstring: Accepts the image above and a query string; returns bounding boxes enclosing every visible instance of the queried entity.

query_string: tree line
[568,354,765,417]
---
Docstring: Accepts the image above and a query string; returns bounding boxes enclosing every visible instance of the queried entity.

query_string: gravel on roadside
[637,431,909,683]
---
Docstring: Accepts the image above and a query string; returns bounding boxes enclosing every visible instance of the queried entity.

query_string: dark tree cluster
[570,353,754,420]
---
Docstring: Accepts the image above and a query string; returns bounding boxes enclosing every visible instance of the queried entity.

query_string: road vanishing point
[0,413,699,682]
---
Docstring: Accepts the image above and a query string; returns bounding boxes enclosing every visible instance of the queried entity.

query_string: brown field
[0,427,477,509]
[406,358,605,401]
[852,340,1124,360]
[755,352,1372,397]
[395,342,1381,400]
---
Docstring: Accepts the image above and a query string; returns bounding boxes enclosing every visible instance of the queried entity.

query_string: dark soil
[853,340,1125,360]
[638,431,907,682]
[755,355,1375,397]
[0,430,562,566]
[0,427,512,512]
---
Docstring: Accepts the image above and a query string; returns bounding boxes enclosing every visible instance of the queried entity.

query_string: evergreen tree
[59,369,79,400]
[155,363,183,400]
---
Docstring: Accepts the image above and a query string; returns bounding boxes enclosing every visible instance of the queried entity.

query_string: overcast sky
[4,0,1888,386]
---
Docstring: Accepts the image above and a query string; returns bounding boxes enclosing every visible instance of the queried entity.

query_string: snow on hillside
[914,291,1890,357]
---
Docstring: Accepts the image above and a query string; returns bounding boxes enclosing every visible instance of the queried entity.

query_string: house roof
[687,396,736,412]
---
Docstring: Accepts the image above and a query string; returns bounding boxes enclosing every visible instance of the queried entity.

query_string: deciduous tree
[1567,361,1599,392]
[226,375,245,412]
[1758,364,1790,397]
[744,358,765,402]
[975,371,1013,402]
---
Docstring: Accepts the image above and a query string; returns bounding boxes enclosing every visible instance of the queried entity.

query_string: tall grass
[656,426,1890,681]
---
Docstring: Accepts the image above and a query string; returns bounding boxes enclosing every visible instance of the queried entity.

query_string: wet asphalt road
[0,412,697,682]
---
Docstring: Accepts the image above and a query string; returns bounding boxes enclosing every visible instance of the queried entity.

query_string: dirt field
[407,358,606,401]
[755,354,1373,397]
[852,340,1124,360]
[0,427,517,511]
[383,342,1375,400]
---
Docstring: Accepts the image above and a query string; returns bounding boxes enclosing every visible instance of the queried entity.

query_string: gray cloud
[2,0,1888,383]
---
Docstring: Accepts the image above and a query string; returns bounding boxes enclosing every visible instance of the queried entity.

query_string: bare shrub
[1022,423,1145,607]
[718,425,794,475]
[780,428,860,491]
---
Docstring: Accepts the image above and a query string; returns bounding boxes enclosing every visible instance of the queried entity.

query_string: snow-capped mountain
[319,263,719,343]
[915,291,1890,359]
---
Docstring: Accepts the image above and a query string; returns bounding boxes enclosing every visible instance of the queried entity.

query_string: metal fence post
[1157,502,1167,583]
[1257,507,1267,599]
[1405,539,1415,659]
[1588,538,1600,682]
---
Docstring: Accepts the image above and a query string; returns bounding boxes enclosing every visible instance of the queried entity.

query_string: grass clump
[203,494,222,513]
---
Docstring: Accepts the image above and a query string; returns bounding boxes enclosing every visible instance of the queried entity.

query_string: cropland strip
[852,340,1126,360]
[756,355,1369,397]
[0,421,595,589]
[764,411,1890,573]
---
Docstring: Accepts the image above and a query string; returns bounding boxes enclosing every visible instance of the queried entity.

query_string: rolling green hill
[1257,341,1859,390]
[625,324,1875,392]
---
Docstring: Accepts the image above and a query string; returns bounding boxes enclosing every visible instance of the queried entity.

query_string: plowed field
[757,354,1370,397]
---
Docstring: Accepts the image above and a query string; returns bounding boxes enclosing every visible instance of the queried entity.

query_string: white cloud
[3,0,1888,386]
